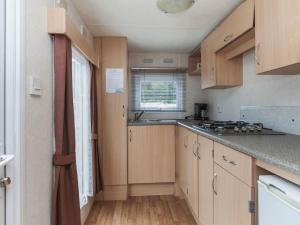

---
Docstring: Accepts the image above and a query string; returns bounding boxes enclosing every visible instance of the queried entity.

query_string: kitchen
[1,0,300,225]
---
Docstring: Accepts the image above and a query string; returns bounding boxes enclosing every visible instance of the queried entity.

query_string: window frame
[131,72,186,112]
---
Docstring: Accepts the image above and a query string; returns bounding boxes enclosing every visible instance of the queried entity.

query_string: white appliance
[258,175,300,225]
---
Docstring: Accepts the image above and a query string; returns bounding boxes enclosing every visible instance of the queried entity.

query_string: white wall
[203,50,300,121]
[23,1,54,225]
[128,53,205,119]
[23,1,94,225]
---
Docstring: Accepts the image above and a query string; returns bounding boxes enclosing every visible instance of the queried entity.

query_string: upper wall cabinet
[213,0,254,52]
[201,0,254,89]
[255,0,300,74]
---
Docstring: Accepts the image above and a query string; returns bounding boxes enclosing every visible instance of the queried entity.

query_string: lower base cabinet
[128,125,175,184]
[177,127,253,225]
[214,163,253,225]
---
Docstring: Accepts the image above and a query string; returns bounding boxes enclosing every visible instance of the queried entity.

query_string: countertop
[128,119,300,177]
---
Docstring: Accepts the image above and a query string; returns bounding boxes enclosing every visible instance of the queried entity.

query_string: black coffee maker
[194,103,208,120]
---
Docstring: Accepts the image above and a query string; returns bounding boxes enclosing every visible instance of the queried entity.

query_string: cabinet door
[187,131,198,218]
[101,37,128,185]
[201,35,217,89]
[214,164,252,225]
[256,0,300,74]
[213,0,254,52]
[198,136,214,225]
[128,125,175,184]
[176,126,187,191]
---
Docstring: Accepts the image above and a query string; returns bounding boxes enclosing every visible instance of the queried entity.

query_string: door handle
[122,105,125,118]
[197,143,201,159]
[0,177,11,188]
[193,142,197,157]
[129,130,132,142]
[255,43,261,65]
[212,173,218,195]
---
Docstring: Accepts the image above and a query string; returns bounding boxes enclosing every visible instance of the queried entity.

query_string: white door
[0,1,6,224]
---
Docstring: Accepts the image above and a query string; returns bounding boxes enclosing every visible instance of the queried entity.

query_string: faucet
[134,111,145,121]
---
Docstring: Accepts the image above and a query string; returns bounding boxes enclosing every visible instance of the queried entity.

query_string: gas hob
[192,121,285,136]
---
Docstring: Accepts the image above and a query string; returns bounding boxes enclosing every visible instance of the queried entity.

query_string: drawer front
[214,142,253,186]
[213,0,254,52]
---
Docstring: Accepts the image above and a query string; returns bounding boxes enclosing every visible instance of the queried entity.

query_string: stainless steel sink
[128,119,177,123]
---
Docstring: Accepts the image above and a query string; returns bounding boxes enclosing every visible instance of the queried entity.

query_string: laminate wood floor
[85,195,197,225]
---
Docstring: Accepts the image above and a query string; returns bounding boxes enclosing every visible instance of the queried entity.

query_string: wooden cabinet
[200,0,254,89]
[214,164,253,225]
[176,126,189,193]
[128,125,175,184]
[99,37,128,199]
[198,135,214,225]
[186,130,198,218]
[255,0,300,74]
[201,35,217,89]
[176,128,214,221]
[213,0,254,52]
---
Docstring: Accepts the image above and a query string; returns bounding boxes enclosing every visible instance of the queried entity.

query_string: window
[72,47,93,208]
[131,72,186,111]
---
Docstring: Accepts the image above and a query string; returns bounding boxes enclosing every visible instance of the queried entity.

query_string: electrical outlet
[217,105,223,114]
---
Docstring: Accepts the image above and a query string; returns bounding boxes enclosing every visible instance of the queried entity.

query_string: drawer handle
[224,33,234,42]
[222,155,228,162]
[229,160,237,166]
[122,105,125,118]
[212,173,218,195]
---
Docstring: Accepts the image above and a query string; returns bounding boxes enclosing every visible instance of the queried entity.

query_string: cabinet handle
[224,33,234,42]
[197,143,201,159]
[129,130,132,142]
[229,160,237,166]
[255,43,261,65]
[193,141,197,157]
[222,155,228,162]
[122,105,125,118]
[184,136,188,148]
[212,173,218,195]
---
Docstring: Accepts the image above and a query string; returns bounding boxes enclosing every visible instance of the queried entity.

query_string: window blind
[131,72,186,112]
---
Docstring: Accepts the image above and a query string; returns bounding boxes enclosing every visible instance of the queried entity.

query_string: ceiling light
[157,0,195,14]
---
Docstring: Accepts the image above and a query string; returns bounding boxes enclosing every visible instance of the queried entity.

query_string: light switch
[217,105,223,114]
[29,76,42,96]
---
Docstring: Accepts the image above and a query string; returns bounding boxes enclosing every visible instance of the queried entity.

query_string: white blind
[72,47,93,208]
[131,72,186,112]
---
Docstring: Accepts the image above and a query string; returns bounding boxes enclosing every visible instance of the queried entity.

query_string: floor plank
[84,196,197,225]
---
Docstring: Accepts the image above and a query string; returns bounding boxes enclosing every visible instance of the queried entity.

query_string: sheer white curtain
[72,47,93,208]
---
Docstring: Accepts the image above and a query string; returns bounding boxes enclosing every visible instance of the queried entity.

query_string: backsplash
[240,106,300,135]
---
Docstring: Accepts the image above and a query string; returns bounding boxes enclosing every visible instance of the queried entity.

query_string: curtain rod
[47,8,99,67]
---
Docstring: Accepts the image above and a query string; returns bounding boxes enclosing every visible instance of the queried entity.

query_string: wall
[23,1,54,225]
[23,1,94,225]
[203,50,300,121]
[128,53,205,120]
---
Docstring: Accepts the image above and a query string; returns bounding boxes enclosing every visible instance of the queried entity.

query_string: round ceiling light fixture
[157,0,195,14]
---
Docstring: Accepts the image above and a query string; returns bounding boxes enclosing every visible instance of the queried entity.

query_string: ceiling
[72,0,243,53]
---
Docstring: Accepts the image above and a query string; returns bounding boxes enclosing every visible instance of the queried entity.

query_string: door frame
[5,0,24,225]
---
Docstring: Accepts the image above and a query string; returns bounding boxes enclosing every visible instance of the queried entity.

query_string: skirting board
[128,183,175,197]
[102,185,128,201]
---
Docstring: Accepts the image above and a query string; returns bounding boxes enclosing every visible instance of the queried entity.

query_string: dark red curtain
[90,63,103,194]
[52,35,81,225]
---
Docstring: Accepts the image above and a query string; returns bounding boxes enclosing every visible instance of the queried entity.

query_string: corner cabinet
[255,0,300,74]
[128,125,175,184]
